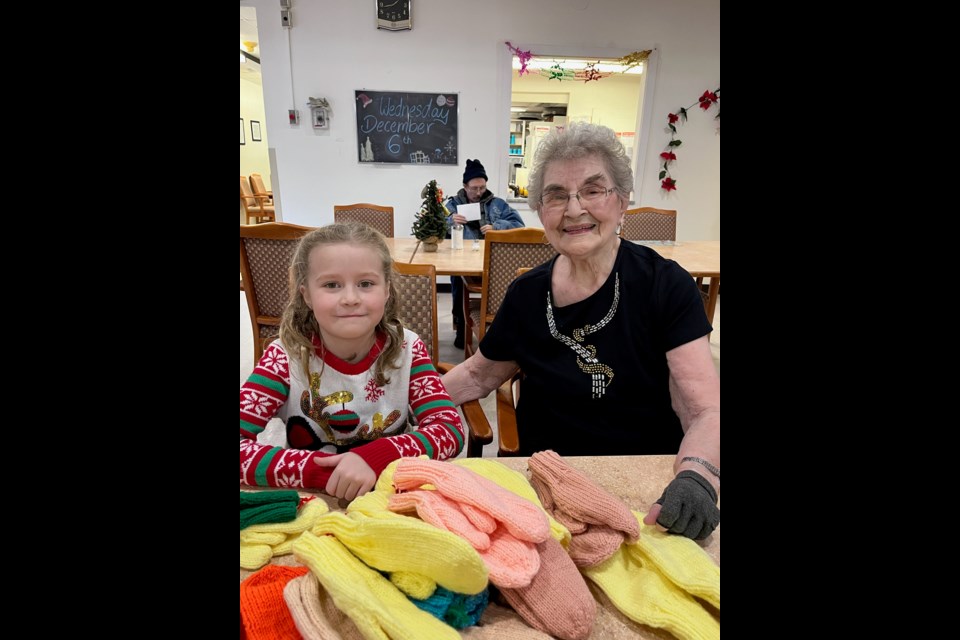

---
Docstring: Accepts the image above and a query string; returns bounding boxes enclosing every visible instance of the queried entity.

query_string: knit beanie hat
[463,159,488,184]
[239,564,310,640]
[240,490,300,530]
[240,498,330,570]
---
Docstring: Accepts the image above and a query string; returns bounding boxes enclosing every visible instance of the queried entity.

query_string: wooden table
[240,455,719,639]
[632,240,720,329]
[386,237,485,277]
[387,237,720,328]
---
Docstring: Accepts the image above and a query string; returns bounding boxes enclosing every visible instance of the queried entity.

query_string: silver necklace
[546,273,619,398]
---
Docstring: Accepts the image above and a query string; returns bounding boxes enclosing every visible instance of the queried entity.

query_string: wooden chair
[240,222,314,362]
[392,262,439,364]
[462,228,558,358]
[391,261,493,457]
[334,203,395,238]
[620,207,676,241]
[249,173,273,205]
[619,206,710,299]
[241,176,276,225]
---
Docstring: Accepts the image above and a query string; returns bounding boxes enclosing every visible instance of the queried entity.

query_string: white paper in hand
[458,202,481,222]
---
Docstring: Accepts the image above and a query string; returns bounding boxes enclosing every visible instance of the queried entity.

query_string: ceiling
[240,6,261,86]
[511,102,568,122]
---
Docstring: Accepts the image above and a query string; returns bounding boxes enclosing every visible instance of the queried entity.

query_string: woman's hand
[643,470,719,540]
[312,452,376,502]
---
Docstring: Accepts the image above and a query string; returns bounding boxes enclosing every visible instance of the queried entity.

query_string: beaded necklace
[545,273,619,398]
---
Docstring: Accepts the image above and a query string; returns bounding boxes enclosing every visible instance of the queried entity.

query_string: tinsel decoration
[505,41,533,76]
[618,50,652,71]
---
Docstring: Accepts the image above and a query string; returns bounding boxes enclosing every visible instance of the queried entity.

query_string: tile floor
[241,286,720,458]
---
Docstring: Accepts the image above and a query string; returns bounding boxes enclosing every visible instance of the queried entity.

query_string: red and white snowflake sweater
[240,329,464,488]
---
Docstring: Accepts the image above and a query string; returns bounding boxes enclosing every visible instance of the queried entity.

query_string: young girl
[240,223,465,500]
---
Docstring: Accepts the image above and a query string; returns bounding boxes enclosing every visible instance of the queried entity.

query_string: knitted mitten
[240,499,329,570]
[240,490,300,530]
[239,564,309,640]
[460,603,553,639]
[387,479,544,587]
[630,511,720,609]
[283,572,366,640]
[411,585,489,629]
[499,537,596,640]
[453,458,571,547]
[393,458,550,544]
[582,544,720,640]
[309,509,489,594]
[293,530,461,640]
[528,450,639,567]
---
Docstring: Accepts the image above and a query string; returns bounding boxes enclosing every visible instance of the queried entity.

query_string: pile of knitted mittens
[528,450,720,640]
[241,491,330,570]
[388,457,596,640]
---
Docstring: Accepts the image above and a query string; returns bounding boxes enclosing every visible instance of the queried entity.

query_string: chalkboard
[355,90,458,165]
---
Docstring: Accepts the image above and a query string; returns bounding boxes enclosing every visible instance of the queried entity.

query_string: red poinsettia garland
[660,88,720,192]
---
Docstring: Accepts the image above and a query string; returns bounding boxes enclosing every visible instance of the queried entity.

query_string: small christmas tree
[411,179,449,246]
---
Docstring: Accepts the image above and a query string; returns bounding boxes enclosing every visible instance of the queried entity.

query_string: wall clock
[376,0,412,31]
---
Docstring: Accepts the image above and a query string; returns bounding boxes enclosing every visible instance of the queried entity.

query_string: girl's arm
[351,337,465,476]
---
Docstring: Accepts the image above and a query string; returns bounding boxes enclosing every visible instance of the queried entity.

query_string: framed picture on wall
[251,120,262,142]
[240,118,246,145]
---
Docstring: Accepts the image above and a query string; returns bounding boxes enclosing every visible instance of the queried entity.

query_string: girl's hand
[313,452,376,502]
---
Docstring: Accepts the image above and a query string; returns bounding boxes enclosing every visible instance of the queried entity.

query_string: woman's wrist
[677,456,720,493]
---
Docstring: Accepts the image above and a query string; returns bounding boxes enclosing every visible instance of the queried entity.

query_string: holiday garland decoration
[660,88,720,192]
[505,41,533,76]
[505,45,653,84]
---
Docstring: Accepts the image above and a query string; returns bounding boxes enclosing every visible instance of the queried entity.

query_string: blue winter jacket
[444,189,525,240]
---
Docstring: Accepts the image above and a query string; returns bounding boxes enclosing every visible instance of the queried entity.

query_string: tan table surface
[386,237,485,277]
[240,455,720,639]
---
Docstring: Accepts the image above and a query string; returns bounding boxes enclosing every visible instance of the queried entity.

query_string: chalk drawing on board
[410,150,431,163]
[360,136,375,162]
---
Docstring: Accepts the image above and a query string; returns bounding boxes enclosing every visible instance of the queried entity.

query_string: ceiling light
[510,106,526,112]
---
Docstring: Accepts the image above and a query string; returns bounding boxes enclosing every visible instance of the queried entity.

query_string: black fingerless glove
[654,470,720,540]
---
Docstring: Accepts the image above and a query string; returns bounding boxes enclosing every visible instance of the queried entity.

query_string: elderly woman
[441,123,719,540]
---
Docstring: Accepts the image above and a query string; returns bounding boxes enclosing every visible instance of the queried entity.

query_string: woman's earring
[616,224,622,235]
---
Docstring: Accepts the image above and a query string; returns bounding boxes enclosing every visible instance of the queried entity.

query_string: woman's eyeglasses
[540,186,617,214]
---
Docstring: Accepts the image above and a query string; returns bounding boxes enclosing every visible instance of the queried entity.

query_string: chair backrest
[334,203,395,238]
[479,228,558,336]
[240,176,275,225]
[392,261,439,363]
[621,207,677,241]
[240,222,314,361]
[249,173,272,199]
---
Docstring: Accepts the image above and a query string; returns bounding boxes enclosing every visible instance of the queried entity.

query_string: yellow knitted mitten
[630,511,720,609]
[293,531,461,640]
[582,545,719,640]
[240,499,329,570]
[310,510,488,595]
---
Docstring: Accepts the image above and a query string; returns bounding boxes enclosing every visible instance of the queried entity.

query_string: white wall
[243,0,719,241]
[240,77,272,187]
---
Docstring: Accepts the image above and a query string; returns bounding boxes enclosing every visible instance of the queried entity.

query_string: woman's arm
[441,348,519,405]
[643,335,720,539]
[667,335,720,492]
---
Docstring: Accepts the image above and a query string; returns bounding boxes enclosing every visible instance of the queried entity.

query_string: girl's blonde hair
[279,222,403,386]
